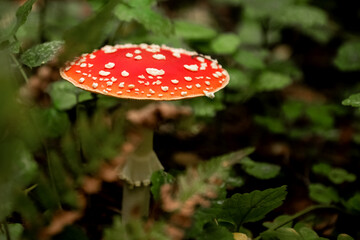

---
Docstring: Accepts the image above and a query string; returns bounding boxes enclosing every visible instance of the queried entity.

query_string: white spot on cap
[106,81,113,86]
[154,80,162,85]
[184,64,199,72]
[195,83,201,88]
[205,81,211,86]
[146,68,165,76]
[99,70,111,76]
[65,66,71,71]
[126,53,133,58]
[119,82,125,88]
[181,91,187,96]
[80,63,87,68]
[111,77,117,82]
[158,94,163,97]
[161,86,169,92]
[145,82,150,86]
[76,70,81,73]
[134,55,142,60]
[186,85,192,89]
[102,45,117,53]
[213,73,220,78]
[149,89,155,94]
[153,54,166,60]
[121,70,129,77]
[89,54,96,59]
[138,75,146,79]
[171,79,179,84]
[173,52,181,58]
[184,76,192,81]
[134,49,141,54]
[117,91,123,95]
[92,83,98,88]
[203,90,215,99]
[92,77,97,80]
[105,62,115,69]
[196,57,205,62]
[88,64,93,68]
[128,84,135,89]
[79,77,85,83]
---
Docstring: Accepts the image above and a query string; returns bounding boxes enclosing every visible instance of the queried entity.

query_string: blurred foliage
[1,0,360,239]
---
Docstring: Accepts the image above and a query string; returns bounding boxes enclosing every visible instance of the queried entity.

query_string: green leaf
[210,33,241,55]
[343,193,360,213]
[275,5,327,28]
[234,49,266,69]
[334,41,360,71]
[241,158,281,179]
[0,0,37,43]
[114,0,173,36]
[337,234,355,240]
[35,108,70,138]
[308,183,339,204]
[282,101,304,122]
[261,227,302,240]
[49,80,93,110]
[256,71,292,91]
[254,116,286,134]
[312,163,332,176]
[220,186,287,228]
[197,225,234,240]
[227,68,250,90]
[0,223,24,240]
[20,41,64,67]
[61,0,118,62]
[150,171,175,201]
[174,20,217,41]
[342,93,360,107]
[298,227,320,240]
[328,168,356,184]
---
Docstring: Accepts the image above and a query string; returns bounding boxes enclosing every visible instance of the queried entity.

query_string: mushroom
[59,43,229,221]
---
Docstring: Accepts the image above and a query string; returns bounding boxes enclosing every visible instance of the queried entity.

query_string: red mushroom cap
[60,44,229,100]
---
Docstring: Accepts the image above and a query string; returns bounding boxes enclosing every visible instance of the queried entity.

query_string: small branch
[253,205,337,240]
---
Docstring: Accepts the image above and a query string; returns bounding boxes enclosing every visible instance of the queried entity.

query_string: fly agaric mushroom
[59,43,229,221]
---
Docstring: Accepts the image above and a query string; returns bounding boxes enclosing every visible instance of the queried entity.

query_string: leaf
[114,0,173,36]
[20,41,64,67]
[61,0,118,63]
[210,33,241,55]
[34,108,70,138]
[312,163,332,176]
[0,223,24,240]
[282,101,304,122]
[150,171,175,201]
[174,20,217,41]
[255,71,292,91]
[197,225,234,240]
[49,80,93,110]
[342,93,360,107]
[328,168,356,184]
[298,227,321,240]
[234,49,267,69]
[220,186,287,228]
[275,5,327,28]
[308,183,339,204]
[334,41,360,71]
[261,227,302,240]
[0,0,37,43]
[337,234,355,240]
[254,116,286,134]
[343,193,360,213]
[241,158,281,179]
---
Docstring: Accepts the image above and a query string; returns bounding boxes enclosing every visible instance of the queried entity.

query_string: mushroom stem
[120,127,163,222]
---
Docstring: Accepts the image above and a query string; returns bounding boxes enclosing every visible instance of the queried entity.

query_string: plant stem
[10,53,28,83]
[253,204,337,240]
